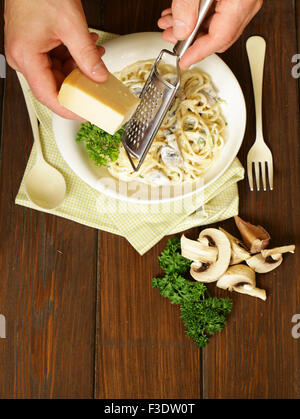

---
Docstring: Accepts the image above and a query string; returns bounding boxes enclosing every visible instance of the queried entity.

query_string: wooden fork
[246,36,273,191]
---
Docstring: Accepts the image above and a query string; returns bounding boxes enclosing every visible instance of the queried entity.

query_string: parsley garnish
[152,237,232,348]
[76,122,124,167]
[157,237,191,275]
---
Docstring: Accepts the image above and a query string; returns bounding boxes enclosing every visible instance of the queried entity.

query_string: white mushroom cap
[217,265,266,301]
[190,228,231,283]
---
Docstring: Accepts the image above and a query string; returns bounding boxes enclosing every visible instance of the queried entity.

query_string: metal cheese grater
[122,0,214,171]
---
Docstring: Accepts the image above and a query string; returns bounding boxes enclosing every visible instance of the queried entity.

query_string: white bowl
[52,32,246,204]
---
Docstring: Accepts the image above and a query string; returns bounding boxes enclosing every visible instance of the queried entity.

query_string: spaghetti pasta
[108,60,226,185]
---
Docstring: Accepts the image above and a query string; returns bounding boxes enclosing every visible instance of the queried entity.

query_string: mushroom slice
[261,245,295,258]
[190,228,231,283]
[161,146,183,168]
[246,253,282,273]
[219,227,251,265]
[217,265,255,291]
[217,265,266,301]
[247,244,295,273]
[234,216,270,254]
[181,235,217,263]
[237,286,267,301]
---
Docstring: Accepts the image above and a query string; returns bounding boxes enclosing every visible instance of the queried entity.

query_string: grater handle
[173,0,214,59]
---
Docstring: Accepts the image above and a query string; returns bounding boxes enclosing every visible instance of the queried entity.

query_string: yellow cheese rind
[58,68,140,135]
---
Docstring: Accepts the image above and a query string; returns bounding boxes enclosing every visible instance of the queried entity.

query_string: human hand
[158,0,263,69]
[4,0,109,119]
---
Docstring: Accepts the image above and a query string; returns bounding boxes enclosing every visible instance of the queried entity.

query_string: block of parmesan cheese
[58,68,140,135]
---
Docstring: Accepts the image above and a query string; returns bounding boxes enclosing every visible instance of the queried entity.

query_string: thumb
[62,25,108,83]
[172,0,200,40]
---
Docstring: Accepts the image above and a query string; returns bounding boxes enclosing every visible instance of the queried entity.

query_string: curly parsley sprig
[76,122,124,167]
[152,237,232,348]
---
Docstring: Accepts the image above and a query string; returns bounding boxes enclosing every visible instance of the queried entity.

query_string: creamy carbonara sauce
[108,60,226,185]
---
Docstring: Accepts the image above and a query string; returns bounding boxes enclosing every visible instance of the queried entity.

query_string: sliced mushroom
[200,83,218,106]
[181,235,217,263]
[217,264,255,290]
[190,228,231,283]
[261,245,295,258]
[219,227,251,265]
[247,253,282,273]
[247,244,295,273]
[237,285,267,301]
[217,265,266,301]
[234,216,270,254]
[165,133,179,150]
[161,146,183,168]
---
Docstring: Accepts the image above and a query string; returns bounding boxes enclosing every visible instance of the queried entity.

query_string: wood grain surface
[0,0,299,399]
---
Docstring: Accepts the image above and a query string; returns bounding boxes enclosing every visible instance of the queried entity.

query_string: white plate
[52,32,246,204]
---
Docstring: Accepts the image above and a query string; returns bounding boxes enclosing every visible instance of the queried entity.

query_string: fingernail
[91,62,104,75]
[91,62,109,81]
[173,19,187,39]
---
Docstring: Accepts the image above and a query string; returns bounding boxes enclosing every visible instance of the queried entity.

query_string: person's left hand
[4,0,108,120]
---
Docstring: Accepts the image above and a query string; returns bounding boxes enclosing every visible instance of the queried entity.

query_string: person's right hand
[4,0,109,119]
[158,0,263,69]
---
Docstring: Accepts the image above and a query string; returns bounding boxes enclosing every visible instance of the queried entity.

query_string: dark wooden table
[0,0,299,399]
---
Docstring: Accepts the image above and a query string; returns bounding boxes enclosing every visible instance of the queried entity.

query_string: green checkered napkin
[15,29,245,255]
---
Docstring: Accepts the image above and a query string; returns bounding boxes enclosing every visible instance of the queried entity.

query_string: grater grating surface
[122,50,180,170]
[125,79,164,153]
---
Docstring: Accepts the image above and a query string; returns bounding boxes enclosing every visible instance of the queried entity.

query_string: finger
[161,8,172,17]
[171,0,200,39]
[179,27,241,69]
[60,13,109,82]
[158,14,174,30]
[89,32,100,43]
[161,28,178,45]
[159,11,213,39]
[178,34,220,69]
[22,51,83,120]
[61,45,106,77]
[178,4,248,69]
[50,32,98,62]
